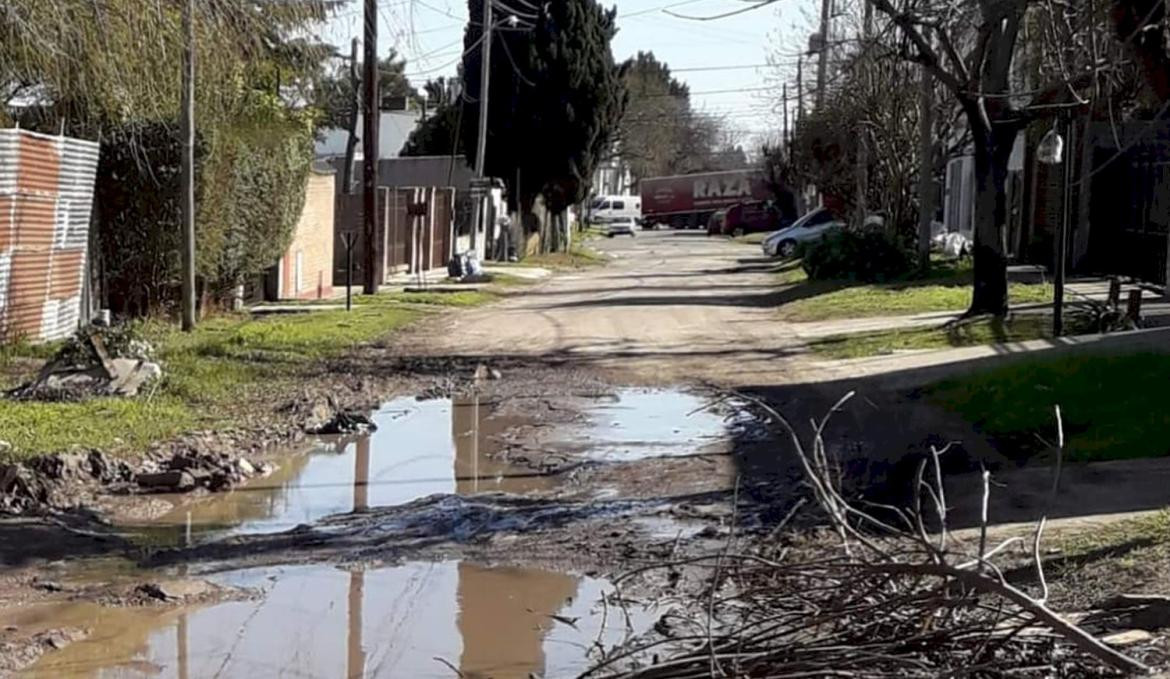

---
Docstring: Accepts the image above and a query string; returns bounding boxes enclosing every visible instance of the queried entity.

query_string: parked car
[761,208,843,258]
[605,217,638,237]
[722,201,787,237]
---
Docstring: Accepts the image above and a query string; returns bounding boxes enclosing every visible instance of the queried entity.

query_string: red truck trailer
[640,169,777,229]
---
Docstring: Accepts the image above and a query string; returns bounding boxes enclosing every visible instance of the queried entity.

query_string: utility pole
[815,0,832,109]
[796,57,805,120]
[343,37,360,195]
[915,59,935,269]
[854,0,872,228]
[472,0,493,256]
[180,0,196,331]
[362,0,381,294]
[782,83,789,153]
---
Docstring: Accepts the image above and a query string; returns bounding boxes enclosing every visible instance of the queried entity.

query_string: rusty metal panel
[17,134,61,194]
[0,196,12,251]
[0,128,99,343]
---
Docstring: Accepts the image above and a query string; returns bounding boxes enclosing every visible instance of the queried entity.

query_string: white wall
[315,111,421,160]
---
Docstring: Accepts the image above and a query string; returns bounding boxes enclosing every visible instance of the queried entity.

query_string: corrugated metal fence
[0,128,100,343]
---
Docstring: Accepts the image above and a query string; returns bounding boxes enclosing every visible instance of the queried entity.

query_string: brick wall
[280,169,336,300]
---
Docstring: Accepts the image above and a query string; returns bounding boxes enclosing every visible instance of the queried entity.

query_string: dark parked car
[721,202,789,237]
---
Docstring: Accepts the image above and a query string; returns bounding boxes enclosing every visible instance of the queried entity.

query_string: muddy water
[18,388,729,676]
[131,396,550,543]
[566,389,734,461]
[18,562,648,678]
[129,388,735,544]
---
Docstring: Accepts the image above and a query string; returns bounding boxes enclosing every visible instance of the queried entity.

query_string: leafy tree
[312,49,418,130]
[3,0,333,313]
[401,77,463,156]
[1,0,333,128]
[460,0,626,219]
[860,0,1134,315]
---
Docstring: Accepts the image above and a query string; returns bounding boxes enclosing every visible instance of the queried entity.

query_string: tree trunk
[915,62,934,270]
[967,121,1018,317]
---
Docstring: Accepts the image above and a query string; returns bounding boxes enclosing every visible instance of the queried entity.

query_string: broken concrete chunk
[1102,629,1154,646]
[136,471,196,492]
[236,458,255,476]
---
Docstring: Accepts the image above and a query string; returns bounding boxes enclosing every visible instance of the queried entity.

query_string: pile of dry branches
[586,394,1152,678]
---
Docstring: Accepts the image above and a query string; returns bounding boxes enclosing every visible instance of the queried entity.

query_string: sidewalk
[790,279,1168,341]
[804,326,1170,389]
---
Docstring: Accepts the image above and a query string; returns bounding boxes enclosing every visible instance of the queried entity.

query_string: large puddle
[130,396,550,543]
[15,561,651,678]
[15,389,730,676]
[126,388,737,544]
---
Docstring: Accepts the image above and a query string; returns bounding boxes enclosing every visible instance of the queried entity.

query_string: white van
[588,195,642,225]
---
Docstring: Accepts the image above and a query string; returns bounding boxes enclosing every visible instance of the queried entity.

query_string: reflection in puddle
[20,563,646,679]
[567,389,733,461]
[133,397,548,542]
[126,388,736,544]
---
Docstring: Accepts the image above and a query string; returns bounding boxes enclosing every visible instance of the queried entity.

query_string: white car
[761,208,843,258]
[605,217,637,237]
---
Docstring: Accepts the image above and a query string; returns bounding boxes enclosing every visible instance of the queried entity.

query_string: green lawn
[508,243,607,270]
[809,314,1086,359]
[776,259,1053,322]
[929,352,1170,461]
[0,290,494,461]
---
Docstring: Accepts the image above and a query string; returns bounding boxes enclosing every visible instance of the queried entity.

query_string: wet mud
[1,385,766,676]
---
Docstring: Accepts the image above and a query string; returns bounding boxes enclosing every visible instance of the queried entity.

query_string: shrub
[800,228,914,282]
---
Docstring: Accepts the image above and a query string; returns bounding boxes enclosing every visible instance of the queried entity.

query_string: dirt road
[435,230,813,384]
[10,230,1163,677]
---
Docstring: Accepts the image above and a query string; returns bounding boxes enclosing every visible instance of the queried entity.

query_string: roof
[378,155,475,190]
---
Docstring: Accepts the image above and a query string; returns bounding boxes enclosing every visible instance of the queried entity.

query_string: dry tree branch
[587,394,1151,678]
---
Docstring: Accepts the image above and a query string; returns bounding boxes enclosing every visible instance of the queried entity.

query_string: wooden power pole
[782,83,789,151]
[343,37,360,195]
[815,0,832,109]
[180,0,196,331]
[796,57,805,120]
[362,0,381,294]
[471,0,493,255]
[854,0,873,228]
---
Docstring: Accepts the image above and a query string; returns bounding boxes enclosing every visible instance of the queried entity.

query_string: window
[803,210,834,228]
[613,201,625,210]
[597,201,611,210]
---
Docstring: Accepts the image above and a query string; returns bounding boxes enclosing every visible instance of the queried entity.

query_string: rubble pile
[136,450,273,493]
[6,327,161,402]
[0,450,132,513]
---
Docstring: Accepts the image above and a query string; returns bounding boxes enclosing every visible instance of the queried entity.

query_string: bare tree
[856,0,1127,314]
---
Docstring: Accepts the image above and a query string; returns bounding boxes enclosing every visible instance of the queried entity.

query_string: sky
[320,0,819,150]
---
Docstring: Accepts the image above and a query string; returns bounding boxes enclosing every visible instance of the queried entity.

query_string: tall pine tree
[460,0,626,217]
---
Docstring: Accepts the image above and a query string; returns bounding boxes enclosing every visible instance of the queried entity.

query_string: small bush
[800,229,914,282]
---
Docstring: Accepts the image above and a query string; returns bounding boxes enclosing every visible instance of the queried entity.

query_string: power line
[670,63,772,72]
[642,85,777,98]
[620,0,708,19]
